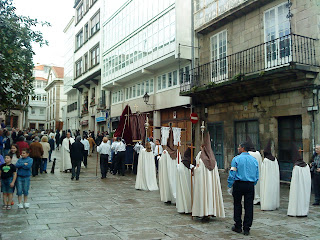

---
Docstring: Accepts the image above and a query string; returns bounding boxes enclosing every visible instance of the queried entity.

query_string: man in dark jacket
[48,135,55,162]
[29,137,44,177]
[70,136,85,180]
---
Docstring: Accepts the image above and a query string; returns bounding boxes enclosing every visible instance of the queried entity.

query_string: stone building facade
[182,0,320,180]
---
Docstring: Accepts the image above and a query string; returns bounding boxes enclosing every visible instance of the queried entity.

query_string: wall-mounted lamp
[143,92,155,107]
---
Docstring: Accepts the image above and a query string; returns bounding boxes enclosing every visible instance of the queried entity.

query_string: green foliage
[0,0,50,112]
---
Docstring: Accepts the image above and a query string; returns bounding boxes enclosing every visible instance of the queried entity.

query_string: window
[210,30,227,82]
[112,90,123,104]
[76,30,83,49]
[42,94,47,102]
[264,2,291,68]
[75,58,83,77]
[31,108,35,114]
[36,94,41,101]
[235,120,259,153]
[84,23,89,41]
[77,3,84,22]
[91,12,100,35]
[85,0,89,12]
[36,81,42,88]
[90,45,100,67]
[125,79,153,100]
[84,54,88,72]
[157,69,179,92]
[173,70,177,85]
[40,108,45,115]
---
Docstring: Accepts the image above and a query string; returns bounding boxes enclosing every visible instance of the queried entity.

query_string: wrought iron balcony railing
[180,34,318,93]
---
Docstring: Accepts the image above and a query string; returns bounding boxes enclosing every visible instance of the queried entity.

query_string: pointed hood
[165,130,177,160]
[200,131,216,171]
[292,143,307,167]
[246,135,256,152]
[182,147,194,169]
[114,105,133,144]
[263,139,275,161]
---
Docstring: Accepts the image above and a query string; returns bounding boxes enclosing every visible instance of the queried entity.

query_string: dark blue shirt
[227,152,259,188]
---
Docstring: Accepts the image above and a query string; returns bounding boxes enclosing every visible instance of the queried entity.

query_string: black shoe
[243,230,250,236]
[71,177,74,180]
[44,171,47,173]
[312,202,320,206]
[122,174,125,176]
[76,178,79,181]
[232,226,242,233]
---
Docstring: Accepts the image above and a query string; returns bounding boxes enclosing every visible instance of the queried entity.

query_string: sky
[13,0,75,67]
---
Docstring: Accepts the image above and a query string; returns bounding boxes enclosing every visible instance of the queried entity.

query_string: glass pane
[162,74,166,89]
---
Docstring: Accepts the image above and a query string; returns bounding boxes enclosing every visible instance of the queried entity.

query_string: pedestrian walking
[311,144,320,206]
[70,136,84,180]
[88,134,96,156]
[227,141,259,236]
[97,137,111,179]
[48,135,55,162]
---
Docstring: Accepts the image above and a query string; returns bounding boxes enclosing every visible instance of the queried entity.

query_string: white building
[45,66,66,130]
[26,65,49,130]
[101,0,193,145]
[72,0,104,134]
[63,16,80,133]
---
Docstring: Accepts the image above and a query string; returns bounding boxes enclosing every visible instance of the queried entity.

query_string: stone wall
[200,89,315,169]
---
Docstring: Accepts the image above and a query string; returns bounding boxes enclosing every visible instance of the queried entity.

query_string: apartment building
[45,66,66,130]
[101,0,194,151]
[26,65,49,130]
[180,0,320,180]
[72,0,103,134]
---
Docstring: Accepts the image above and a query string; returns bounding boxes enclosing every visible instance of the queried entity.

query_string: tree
[0,0,50,112]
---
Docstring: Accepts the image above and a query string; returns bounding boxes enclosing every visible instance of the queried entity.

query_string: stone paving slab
[1,149,319,239]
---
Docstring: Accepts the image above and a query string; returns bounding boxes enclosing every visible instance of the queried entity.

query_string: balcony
[180,34,319,105]
[97,97,106,110]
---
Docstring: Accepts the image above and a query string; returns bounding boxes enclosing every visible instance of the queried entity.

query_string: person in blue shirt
[227,141,259,236]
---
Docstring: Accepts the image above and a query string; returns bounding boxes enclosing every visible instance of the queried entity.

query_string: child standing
[0,154,17,210]
[15,148,33,209]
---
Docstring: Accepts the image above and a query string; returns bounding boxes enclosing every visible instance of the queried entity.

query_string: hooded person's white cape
[248,151,263,204]
[158,150,177,203]
[60,137,74,171]
[135,148,158,191]
[287,165,311,216]
[192,151,225,218]
[176,155,192,213]
[260,157,280,210]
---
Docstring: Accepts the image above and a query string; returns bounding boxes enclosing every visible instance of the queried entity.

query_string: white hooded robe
[176,155,192,213]
[249,151,263,204]
[60,137,74,171]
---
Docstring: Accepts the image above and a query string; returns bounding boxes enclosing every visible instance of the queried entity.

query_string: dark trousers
[133,152,139,175]
[40,158,48,173]
[233,181,255,231]
[32,157,41,176]
[100,154,109,178]
[114,151,125,175]
[83,150,88,167]
[71,161,81,179]
[110,152,115,173]
[313,173,320,203]
[155,155,161,171]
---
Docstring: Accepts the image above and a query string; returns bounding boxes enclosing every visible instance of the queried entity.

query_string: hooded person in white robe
[60,132,75,172]
[192,131,225,219]
[135,142,158,191]
[247,136,263,205]
[287,144,311,217]
[159,130,177,204]
[176,147,193,213]
[260,139,280,211]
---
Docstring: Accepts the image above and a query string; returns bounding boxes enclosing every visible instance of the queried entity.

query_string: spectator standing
[15,149,33,209]
[29,137,43,177]
[48,135,55,162]
[0,130,4,156]
[9,144,20,165]
[80,135,90,168]
[16,136,29,156]
[310,144,320,206]
[0,154,17,210]
[3,130,11,156]
[114,137,126,176]
[55,130,61,150]
[40,136,50,173]
[97,137,111,179]
[1,120,5,129]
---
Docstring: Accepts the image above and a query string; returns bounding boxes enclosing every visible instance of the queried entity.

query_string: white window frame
[210,29,228,82]
[264,2,292,69]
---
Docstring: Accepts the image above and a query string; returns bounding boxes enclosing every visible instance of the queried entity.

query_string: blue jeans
[41,158,48,172]
[16,176,30,196]
[1,177,14,193]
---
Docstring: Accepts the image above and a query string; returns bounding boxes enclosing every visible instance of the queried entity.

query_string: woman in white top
[9,144,20,165]
[40,136,51,173]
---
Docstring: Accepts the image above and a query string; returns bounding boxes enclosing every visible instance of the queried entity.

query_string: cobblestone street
[1,149,319,240]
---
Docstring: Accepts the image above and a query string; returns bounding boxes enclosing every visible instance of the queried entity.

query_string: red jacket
[16,141,30,155]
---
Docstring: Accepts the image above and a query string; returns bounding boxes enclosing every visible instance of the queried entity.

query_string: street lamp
[143,92,155,107]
